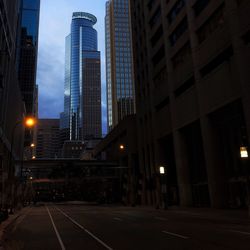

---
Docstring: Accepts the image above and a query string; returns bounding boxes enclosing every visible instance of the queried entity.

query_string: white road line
[162,230,189,239]
[55,206,113,250]
[46,206,66,250]
[113,217,122,221]
[228,230,250,236]
[155,217,167,221]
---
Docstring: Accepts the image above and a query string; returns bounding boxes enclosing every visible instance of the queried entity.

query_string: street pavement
[1,204,250,250]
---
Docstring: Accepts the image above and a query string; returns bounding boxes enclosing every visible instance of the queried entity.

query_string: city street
[2,204,250,250]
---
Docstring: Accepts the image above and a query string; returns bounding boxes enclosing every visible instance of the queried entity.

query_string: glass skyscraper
[60,12,102,141]
[105,0,135,131]
[18,0,40,116]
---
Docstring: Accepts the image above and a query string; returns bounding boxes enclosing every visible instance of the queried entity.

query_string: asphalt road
[3,204,250,250]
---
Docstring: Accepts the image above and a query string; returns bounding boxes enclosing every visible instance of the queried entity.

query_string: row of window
[151,4,226,68]
[149,0,213,49]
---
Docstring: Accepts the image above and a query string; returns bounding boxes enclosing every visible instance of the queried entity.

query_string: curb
[0,207,30,249]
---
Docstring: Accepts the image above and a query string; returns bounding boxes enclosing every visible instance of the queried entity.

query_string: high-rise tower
[105,0,135,131]
[18,0,40,116]
[60,12,102,142]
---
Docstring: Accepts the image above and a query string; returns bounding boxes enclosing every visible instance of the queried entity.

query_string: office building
[36,119,60,159]
[60,12,102,142]
[62,140,84,159]
[18,0,40,116]
[0,0,26,207]
[105,0,135,131]
[93,115,138,205]
[130,0,250,208]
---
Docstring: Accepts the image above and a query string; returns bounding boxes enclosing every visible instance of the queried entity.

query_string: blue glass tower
[61,12,102,141]
[18,0,40,115]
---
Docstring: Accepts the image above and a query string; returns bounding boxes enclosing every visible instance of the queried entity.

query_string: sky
[37,0,107,134]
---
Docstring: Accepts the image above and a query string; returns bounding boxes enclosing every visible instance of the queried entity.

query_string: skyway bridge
[17,159,127,203]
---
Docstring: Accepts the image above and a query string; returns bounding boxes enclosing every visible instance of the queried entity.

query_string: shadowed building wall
[130,0,250,208]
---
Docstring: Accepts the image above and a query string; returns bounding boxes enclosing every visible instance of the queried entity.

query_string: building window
[171,42,191,68]
[197,4,225,44]
[150,25,163,48]
[169,17,188,46]
[167,0,186,24]
[200,46,233,78]
[174,76,195,97]
[155,97,170,112]
[149,6,161,29]
[193,0,210,17]
[153,66,167,86]
[152,45,165,67]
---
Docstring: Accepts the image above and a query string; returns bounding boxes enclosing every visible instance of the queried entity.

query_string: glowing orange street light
[24,117,36,127]
[32,156,36,160]
[119,144,125,150]
[31,143,35,148]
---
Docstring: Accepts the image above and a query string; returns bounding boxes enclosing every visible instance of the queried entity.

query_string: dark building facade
[36,119,60,159]
[130,0,250,208]
[0,0,26,207]
[18,0,40,116]
[60,12,102,142]
[105,0,136,131]
[93,115,139,205]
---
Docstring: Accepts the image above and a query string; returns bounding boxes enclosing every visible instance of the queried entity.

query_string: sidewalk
[134,205,249,224]
[0,206,30,249]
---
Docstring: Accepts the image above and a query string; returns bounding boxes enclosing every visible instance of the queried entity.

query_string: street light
[7,116,36,213]
[30,143,35,148]
[118,144,125,204]
[240,145,250,215]
[159,165,168,209]
[240,146,248,158]
[32,156,36,160]
[24,117,36,128]
[159,166,165,174]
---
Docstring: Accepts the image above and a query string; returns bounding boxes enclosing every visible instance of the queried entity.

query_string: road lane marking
[113,217,122,221]
[228,230,250,236]
[162,231,189,239]
[155,217,167,221]
[46,206,66,250]
[55,206,113,250]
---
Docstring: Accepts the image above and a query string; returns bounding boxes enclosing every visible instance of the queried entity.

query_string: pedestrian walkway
[0,206,31,249]
[134,205,249,224]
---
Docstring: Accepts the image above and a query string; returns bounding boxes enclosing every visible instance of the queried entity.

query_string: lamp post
[119,144,125,204]
[240,146,250,215]
[159,165,168,209]
[8,117,36,213]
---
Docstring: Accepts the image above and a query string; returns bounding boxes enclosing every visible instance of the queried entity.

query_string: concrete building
[105,0,135,131]
[60,12,102,142]
[17,0,40,150]
[61,140,84,159]
[36,119,60,159]
[0,0,26,208]
[130,0,250,208]
[93,115,139,205]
